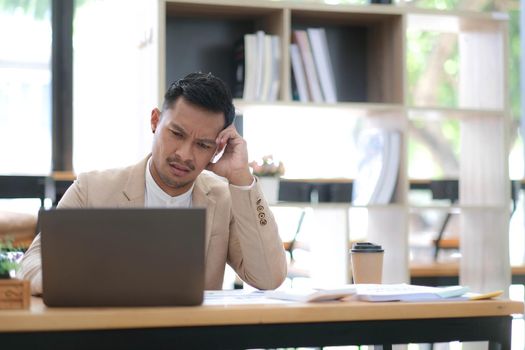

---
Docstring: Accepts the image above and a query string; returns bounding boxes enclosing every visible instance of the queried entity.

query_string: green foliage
[0,238,23,278]
[406,31,430,105]
[0,0,50,19]
[407,30,458,107]
[408,138,444,177]
[412,0,492,10]
[0,259,18,278]
[407,119,460,178]
[509,10,521,120]
[414,0,460,10]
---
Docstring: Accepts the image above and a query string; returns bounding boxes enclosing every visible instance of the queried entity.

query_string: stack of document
[264,284,503,303]
[265,285,356,302]
[354,284,470,302]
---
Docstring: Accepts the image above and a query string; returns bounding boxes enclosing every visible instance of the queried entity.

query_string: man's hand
[206,125,254,186]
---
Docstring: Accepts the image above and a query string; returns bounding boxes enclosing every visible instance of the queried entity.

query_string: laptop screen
[40,208,205,307]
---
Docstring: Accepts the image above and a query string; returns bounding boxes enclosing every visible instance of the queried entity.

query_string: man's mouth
[169,162,191,176]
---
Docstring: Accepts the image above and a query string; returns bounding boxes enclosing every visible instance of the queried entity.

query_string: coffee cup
[350,242,384,284]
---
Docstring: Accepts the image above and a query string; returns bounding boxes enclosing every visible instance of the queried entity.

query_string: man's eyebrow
[196,138,217,146]
[169,122,217,145]
[169,123,187,135]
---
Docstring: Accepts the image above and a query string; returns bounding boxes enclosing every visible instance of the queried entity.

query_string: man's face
[150,97,224,196]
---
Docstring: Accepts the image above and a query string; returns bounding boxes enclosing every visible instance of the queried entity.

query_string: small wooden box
[0,279,30,309]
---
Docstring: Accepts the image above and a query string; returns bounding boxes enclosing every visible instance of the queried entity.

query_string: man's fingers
[215,142,226,155]
[216,125,239,146]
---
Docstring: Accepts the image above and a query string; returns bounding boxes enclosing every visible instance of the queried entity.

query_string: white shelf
[408,106,505,120]
[160,0,510,290]
[270,202,406,210]
[409,205,509,213]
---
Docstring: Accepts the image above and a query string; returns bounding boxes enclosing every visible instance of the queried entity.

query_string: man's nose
[176,140,194,161]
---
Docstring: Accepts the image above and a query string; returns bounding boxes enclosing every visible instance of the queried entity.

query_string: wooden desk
[0,297,522,350]
[410,262,525,286]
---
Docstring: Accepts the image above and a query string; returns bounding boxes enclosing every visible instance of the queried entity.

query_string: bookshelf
[155,0,510,292]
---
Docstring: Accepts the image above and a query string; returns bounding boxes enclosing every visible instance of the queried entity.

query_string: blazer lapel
[192,176,215,262]
[119,156,148,208]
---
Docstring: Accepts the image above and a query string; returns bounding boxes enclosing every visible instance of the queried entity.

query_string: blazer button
[257,205,264,212]
[256,198,262,205]
[258,212,266,219]
[260,218,267,225]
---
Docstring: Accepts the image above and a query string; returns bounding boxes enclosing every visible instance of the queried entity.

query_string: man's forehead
[165,98,225,122]
[163,102,223,123]
[166,120,220,142]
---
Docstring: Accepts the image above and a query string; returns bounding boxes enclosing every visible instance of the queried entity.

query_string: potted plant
[0,238,30,309]
[0,238,22,279]
[249,155,285,204]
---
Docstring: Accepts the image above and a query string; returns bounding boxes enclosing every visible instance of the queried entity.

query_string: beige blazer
[19,156,287,294]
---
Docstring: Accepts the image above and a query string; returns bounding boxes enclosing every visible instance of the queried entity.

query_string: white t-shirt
[145,158,193,208]
[145,157,256,208]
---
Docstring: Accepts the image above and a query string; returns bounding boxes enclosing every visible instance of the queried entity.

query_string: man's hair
[162,72,235,129]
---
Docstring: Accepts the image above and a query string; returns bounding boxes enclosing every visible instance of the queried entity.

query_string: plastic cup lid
[351,242,384,253]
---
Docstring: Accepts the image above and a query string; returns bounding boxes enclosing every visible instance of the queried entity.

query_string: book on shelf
[293,30,324,103]
[233,36,245,99]
[352,128,401,205]
[260,34,273,101]
[242,33,257,100]
[290,43,309,102]
[236,31,280,101]
[268,35,281,102]
[290,61,300,101]
[254,30,265,100]
[307,27,337,103]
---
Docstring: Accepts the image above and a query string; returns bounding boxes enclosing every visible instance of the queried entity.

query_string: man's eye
[197,142,211,150]
[171,130,183,138]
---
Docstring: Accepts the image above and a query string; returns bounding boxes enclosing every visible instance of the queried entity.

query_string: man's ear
[151,108,161,133]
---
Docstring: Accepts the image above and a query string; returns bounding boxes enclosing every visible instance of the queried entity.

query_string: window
[0,1,52,175]
[242,105,359,179]
[73,0,157,172]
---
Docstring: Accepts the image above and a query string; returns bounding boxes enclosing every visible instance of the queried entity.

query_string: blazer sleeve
[227,178,287,290]
[18,175,88,295]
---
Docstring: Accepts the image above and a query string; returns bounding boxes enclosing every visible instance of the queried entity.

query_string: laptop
[39,208,205,307]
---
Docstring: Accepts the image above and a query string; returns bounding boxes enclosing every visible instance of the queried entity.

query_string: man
[19,72,287,294]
